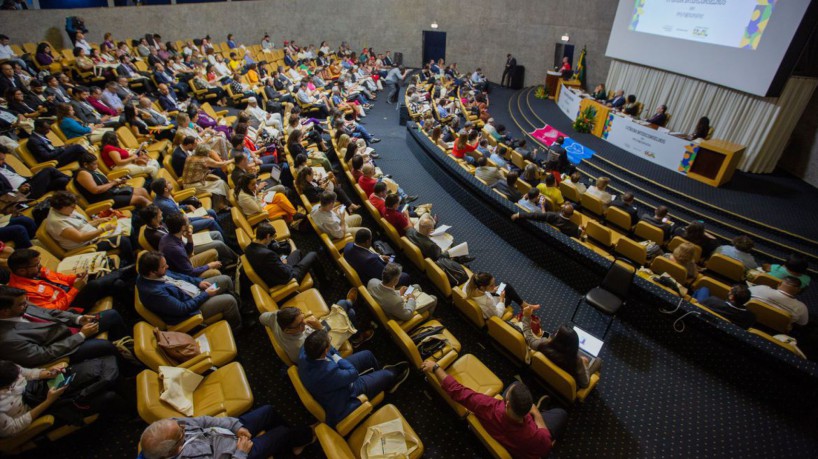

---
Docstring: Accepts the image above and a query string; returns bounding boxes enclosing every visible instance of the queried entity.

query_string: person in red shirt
[451,130,478,164]
[383,194,411,236]
[88,86,119,117]
[368,182,388,216]
[421,360,567,458]
[358,163,378,198]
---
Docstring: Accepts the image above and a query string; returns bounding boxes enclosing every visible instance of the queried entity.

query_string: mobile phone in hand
[388,255,395,263]
[496,282,507,296]
[211,283,218,290]
[405,285,415,296]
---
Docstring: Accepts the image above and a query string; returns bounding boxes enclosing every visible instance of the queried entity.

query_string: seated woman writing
[73,152,152,209]
[236,175,302,223]
[464,272,539,320]
[99,131,160,179]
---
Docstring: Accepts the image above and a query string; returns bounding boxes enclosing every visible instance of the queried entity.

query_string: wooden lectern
[686,139,745,187]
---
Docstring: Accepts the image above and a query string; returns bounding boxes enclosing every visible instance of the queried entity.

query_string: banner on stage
[529,125,596,165]
[529,125,565,147]
[557,83,581,121]
[602,113,693,173]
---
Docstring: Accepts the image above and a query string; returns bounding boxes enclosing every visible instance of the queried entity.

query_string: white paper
[195,334,211,354]
[430,225,451,237]
[430,233,454,252]
[192,232,213,246]
[188,207,208,218]
[262,190,277,204]
[57,252,110,275]
[447,242,469,258]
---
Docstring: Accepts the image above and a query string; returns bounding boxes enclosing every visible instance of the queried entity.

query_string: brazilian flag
[575,46,587,89]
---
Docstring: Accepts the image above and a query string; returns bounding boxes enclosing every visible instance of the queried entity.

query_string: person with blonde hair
[664,242,699,282]
[181,144,231,209]
[586,176,612,205]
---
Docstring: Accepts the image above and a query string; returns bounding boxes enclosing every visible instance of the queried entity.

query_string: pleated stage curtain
[605,59,818,173]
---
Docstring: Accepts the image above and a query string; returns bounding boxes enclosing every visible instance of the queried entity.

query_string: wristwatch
[432,363,440,372]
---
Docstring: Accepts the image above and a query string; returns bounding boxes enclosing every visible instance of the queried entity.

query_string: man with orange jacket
[6,249,120,312]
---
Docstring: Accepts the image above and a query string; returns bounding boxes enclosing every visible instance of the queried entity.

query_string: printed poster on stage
[602,113,692,173]
[557,83,581,121]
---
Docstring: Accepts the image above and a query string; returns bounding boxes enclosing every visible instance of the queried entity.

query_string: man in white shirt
[367,263,437,321]
[100,81,125,113]
[585,177,613,205]
[244,97,281,134]
[309,191,364,241]
[517,188,545,213]
[296,83,329,117]
[0,35,34,75]
[749,277,809,327]
[383,65,408,104]
[74,31,92,54]
[471,68,487,91]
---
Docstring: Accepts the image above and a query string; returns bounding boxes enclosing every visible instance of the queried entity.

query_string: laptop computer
[573,326,604,364]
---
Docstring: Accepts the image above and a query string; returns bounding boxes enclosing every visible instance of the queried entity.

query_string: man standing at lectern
[501,54,517,88]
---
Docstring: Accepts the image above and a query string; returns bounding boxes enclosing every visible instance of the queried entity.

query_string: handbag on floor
[360,418,418,459]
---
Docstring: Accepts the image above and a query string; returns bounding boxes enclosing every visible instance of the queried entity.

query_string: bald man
[749,277,809,327]
[138,405,313,459]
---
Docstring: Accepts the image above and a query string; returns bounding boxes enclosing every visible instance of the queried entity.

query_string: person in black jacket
[693,283,755,329]
[608,192,639,226]
[511,203,583,238]
[0,145,69,199]
[245,222,320,288]
[26,119,88,167]
[639,205,673,239]
[492,170,523,202]
[501,54,517,88]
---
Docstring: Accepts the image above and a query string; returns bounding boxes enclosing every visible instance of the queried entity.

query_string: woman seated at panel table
[464,271,539,320]
[521,305,601,389]
[687,116,711,141]
[591,83,607,102]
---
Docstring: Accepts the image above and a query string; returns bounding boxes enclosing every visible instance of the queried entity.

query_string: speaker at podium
[554,43,575,70]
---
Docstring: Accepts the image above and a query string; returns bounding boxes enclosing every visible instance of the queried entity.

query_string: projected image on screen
[628,0,777,50]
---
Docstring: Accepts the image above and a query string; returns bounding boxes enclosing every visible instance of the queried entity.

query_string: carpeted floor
[19,85,818,459]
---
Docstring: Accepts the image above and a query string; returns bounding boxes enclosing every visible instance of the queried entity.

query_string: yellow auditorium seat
[452,286,513,329]
[650,256,690,286]
[745,299,793,334]
[132,320,237,372]
[748,328,805,359]
[466,412,513,459]
[134,285,222,333]
[423,257,471,299]
[579,192,605,218]
[486,316,530,365]
[137,362,254,423]
[614,236,648,267]
[530,351,600,403]
[605,206,633,233]
[705,253,746,283]
[559,181,581,204]
[314,405,424,459]
[399,236,426,272]
[634,220,666,245]
[241,254,313,303]
[667,236,702,263]
[116,126,167,159]
[690,276,731,301]
[358,285,428,332]
[0,414,99,455]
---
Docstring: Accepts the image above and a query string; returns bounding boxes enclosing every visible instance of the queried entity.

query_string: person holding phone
[367,262,437,322]
[464,272,539,320]
[0,360,67,437]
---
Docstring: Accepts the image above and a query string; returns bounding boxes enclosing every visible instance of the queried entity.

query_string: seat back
[691,276,730,300]
[465,413,513,459]
[752,272,781,289]
[379,218,402,248]
[559,181,580,204]
[650,256,688,285]
[319,233,341,259]
[15,139,40,169]
[579,192,605,218]
[132,321,172,371]
[138,225,156,251]
[452,287,486,329]
[530,351,577,402]
[747,328,805,358]
[385,320,424,368]
[236,227,252,251]
[705,253,746,282]
[314,424,356,459]
[614,237,647,267]
[162,155,180,181]
[605,206,632,232]
[399,237,426,272]
[486,317,529,365]
[231,207,255,243]
[35,224,71,260]
[116,126,139,149]
[358,285,391,328]
[134,288,171,330]
[745,299,792,334]
[287,365,328,421]
[31,246,61,272]
[634,221,665,245]
[424,258,453,298]
[240,254,271,291]
[600,259,635,300]
[4,154,33,177]
[337,256,363,288]
[667,236,702,262]
[585,220,612,248]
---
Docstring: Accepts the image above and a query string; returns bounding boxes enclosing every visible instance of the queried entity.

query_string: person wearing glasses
[138,405,314,459]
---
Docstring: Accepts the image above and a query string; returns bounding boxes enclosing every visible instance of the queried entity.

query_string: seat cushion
[192,362,253,417]
[285,288,330,317]
[195,320,238,368]
[270,218,291,241]
[348,404,424,459]
[446,354,503,397]
[585,287,622,314]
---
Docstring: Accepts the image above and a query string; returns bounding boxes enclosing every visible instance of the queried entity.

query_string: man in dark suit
[639,205,673,239]
[245,222,320,288]
[0,62,27,96]
[512,203,583,238]
[343,228,410,286]
[608,192,639,226]
[157,83,186,113]
[0,145,69,199]
[26,119,88,167]
[693,283,755,329]
[544,136,569,173]
[646,104,668,127]
[43,74,72,104]
[607,90,625,109]
[71,86,116,127]
[493,170,523,203]
[171,135,196,178]
[0,285,128,368]
[405,215,474,264]
[153,63,189,100]
[501,54,517,88]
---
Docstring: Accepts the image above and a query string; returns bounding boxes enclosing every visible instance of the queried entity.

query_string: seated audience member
[475,156,503,187]
[6,248,126,312]
[451,131,478,164]
[0,213,36,249]
[673,221,718,259]
[522,304,601,388]
[26,119,88,167]
[490,146,511,170]
[158,213,222,278]
[512,203,583,239]
[421,361,566,458]
[171,135,196,179]
[545,136,569,173]
[492,170,522,202]
[73,152,152,209]
[517,188,544,213]
[563,169,587,195]
[136,251,241,329]
[690,116,711,141]
[749,277,809,327]
[522,164,541,187]
[138,405,314,459]
[150,178,230,243]
[536,174,563,209]
[692,283,755,329]
[0,285,127,367]
[639,205,673,239]
[0,358,125,439]
[236,175,300,223]
[607,90,625,109]
[622,95,639,116]
[344,228,409,286]
[181,145,231,210]
[368,181,388,216]
[763,253,811,289]
[464,272,539,320]
[713,235,758,270]
[406,214,474,264]
[367,262,437,321]
[44,191,135,263]
[608,192,638,224]
[99,131,159,179]
[382,193,412,236]
[246,222,320,288]
[298,330,409,426]
[662,242,699,282]
[310,191,364,241]
[357,163,379,197]
[140,205,234,266]
[585,177,613,205]
[0,144,69,199]
[646,104,668,126]
[296,167,358,211]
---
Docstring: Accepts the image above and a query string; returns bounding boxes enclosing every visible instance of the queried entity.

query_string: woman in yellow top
[235,175,299,223]
[535,173,564,210]
[244,63,262,87]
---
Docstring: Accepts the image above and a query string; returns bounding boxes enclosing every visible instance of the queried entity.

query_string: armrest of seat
[179,352,214,374]
[84,200,114,216]
[106,169,130,180]
[0,415,55,451]
[66,245,98,257]
[64,137,88,146]
[269,281,299,301]
[196,403,226,417]
[30,161,59,173]
[214,109,228,117]
[399,313,426,332]
[168,314,204,333]
[171,188,196,202]
[247,212,269,227]
[336,399,373,436]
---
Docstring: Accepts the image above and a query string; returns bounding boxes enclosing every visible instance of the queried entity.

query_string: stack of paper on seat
[448,242,469,258]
